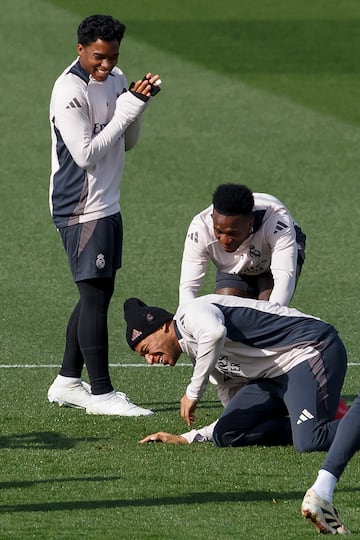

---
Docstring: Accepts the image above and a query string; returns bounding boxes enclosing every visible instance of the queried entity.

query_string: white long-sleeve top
[174,294,337,403]
[179,193,305,306]
[49,59,147,228]
[181,421,218,443]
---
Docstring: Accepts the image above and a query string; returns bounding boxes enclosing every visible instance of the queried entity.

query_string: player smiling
[179,183,306,306]
[124,294,347,451]
[48,14,161,416]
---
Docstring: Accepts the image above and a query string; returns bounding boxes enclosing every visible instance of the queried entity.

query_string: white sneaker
[48,378,91,409]
[86,391,153,417]
[301,488,350,535]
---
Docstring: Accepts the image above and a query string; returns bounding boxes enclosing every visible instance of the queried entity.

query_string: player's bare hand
[180,394,197,426]
[139,432,188,444]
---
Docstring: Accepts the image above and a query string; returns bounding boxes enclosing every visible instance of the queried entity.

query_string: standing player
[179,183,306,306]
[47,14,161,416]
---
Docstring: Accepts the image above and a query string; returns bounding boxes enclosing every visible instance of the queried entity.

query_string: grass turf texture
[1,0,360,537]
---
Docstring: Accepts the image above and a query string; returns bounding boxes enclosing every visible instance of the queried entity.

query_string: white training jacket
[49,59,148,228]
[181,421,218,444]
[174,294,337,404]
[179,193,303,306]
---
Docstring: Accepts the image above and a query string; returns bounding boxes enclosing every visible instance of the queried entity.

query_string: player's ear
[161,320,172,333]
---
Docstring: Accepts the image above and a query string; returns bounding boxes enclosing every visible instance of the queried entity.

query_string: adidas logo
[187,231,198,243]
[297,408,314,425]
[274,220,289,234]
[131,328,142,341]
[66,97,82,109]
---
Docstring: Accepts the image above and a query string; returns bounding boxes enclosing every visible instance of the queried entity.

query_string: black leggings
[321,392,360,479]
[59,277,115,394]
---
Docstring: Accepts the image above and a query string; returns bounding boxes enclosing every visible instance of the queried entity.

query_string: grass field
[1,0,360,538]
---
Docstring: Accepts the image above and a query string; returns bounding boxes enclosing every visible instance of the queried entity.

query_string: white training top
[49,59,147,228]
[174,294,337,403]
[179,193,303,306]
[181,421,218,444]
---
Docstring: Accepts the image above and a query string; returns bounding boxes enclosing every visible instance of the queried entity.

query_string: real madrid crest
[96,253,106,269]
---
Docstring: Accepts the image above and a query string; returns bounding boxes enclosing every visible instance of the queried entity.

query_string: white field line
[0,363,359,368]
[0,363,193,368]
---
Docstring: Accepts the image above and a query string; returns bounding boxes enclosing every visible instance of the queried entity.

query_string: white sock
[311,469,338,503]
[55,374,81,385]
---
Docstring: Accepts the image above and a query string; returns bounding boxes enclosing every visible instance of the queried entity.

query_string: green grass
[1,367,360,539]
[1,0,360,538]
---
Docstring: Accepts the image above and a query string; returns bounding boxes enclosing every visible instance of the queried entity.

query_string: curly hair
[212,183,254,215]
[77,15,126,46]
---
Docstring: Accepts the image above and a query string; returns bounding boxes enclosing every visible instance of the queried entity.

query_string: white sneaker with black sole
[86,391,153,416]
[48,377,91,409]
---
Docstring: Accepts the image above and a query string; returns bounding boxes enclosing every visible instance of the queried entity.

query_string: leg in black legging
[59,301,84,378]
[60,276,115,395]
[321,393,360,479]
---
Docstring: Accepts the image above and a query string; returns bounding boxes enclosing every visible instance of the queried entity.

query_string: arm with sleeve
[180,303,227,402]
[180,421,218,443]
[124,117,141,151]
[267,213,298,305]
[179,215,211,304]
[53,84,148,169]
[124,89,152,151]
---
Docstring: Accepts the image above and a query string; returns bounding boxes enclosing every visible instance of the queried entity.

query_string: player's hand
[132,72,161,97]
[139,432,188,444]
[180,394,197,426]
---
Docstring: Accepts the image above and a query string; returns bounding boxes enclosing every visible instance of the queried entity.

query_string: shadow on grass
[0,431,99,450]
[151,400,221,413]
[1,488,359,514]
[0,476,121,490]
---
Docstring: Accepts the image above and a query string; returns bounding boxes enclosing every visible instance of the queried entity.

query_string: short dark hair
[77,15,126,46]
[212,183,254,215]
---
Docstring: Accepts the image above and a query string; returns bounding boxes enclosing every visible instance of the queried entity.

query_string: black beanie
[123,298,174,350]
